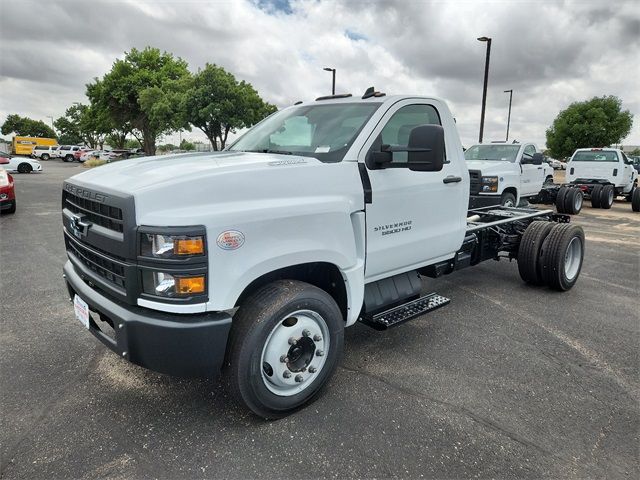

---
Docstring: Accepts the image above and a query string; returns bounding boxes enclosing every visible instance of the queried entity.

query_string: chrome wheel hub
[260,310,329,396]
[564,237,582,280]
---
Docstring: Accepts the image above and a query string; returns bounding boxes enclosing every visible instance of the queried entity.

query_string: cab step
[359,293,450,330]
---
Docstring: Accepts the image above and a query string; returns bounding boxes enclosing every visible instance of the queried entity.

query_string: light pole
[46,115,55,133]
[477,36,492,143]
[323,67,336,95]
[504,89,513,142]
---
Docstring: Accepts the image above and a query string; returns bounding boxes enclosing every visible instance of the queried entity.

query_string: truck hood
[67,151,364,226]
[465,160,516,174]
[71,151,320,192]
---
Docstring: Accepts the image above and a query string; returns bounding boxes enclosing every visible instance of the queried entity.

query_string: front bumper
[63,260,232,377]
[468,194,501,209]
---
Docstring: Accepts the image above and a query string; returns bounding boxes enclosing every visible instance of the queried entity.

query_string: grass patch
[83,158,107,168]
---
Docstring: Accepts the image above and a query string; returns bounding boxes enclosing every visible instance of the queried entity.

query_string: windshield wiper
[243,149,294,155]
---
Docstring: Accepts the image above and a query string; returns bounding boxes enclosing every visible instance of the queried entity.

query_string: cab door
[359,100,468,282]
[520,144,544,196]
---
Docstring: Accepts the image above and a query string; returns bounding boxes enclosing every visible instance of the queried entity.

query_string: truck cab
[464,142,554,208]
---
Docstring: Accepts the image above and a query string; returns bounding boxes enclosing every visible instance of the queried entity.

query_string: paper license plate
[74,294,90,329]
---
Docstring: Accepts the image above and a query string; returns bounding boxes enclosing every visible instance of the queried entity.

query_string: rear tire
[601,185,614,209]
[64,154,74,162]
[563,188,583,215]
[224,280,344,419]
[17,163,32,173]
[500,192,516,207]
[632,187,640,212]
[517,221,555,285]
[555,187,568,213]
[590,185,603,208]
[539,224,585,291]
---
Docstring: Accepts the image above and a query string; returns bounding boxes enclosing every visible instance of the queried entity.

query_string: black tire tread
[555,187,567,213]
[518,221,555,285]
[540,224,585,291]
[591,185,603,208]
[632,188,640,212]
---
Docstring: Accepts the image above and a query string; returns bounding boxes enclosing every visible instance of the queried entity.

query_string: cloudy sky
[1,0,639,149]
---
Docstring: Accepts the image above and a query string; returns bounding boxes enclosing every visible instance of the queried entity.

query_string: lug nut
[316,350,324,357]
[295,375,304,383]
[288,337,297,346]
[283,371,291,379]
[280,355,288,363]
[309,366,317,373]
[302,329,311,337]
[313,334,322,342]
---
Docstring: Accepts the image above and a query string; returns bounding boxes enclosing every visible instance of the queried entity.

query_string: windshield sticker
[314,146,331,153]
[374,220,413,236]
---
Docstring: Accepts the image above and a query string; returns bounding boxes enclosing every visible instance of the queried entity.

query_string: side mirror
[407,125,445,172]
[532,152,544,165]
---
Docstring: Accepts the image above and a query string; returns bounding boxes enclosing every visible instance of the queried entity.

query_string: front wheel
[500,192,517,207]
[224,280,344,419]
[41,154,50,160]
[17,163,32,173]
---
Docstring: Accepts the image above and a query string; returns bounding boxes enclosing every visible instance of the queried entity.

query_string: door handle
[537,167,543,170]
[443,176,462,184]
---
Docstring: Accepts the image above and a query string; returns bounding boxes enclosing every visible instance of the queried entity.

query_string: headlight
[141,233,205,258]
[481,176,499,192]
[142,271,206,297]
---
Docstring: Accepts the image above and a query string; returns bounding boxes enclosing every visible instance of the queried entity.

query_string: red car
[1,156,16,214]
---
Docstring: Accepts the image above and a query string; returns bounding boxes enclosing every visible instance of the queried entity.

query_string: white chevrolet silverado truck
[464,142,554,208]
[566,148,638,211]
[62,90,586,418]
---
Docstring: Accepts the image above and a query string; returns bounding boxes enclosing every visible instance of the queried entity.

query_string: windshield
[464,144,521,162]
[228,102,381,163]
[571,151,618,162]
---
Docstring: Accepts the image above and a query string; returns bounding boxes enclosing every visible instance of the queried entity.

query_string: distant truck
[12,136,57,156]
[464,142,554,208]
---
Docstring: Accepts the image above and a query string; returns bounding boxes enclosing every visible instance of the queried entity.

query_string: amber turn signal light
[175,276,205,294]
[174,237,204,255]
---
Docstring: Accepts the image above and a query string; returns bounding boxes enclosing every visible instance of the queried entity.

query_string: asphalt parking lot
[1,161,638,479]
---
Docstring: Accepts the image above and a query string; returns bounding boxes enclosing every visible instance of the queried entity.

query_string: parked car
[32,145,60,160]
[0,167,16,214]
[79,150,119,162]
[1,155,42,173]
[57,145,84,162]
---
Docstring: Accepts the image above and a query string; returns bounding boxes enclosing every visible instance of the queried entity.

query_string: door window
[371,104,442,163]
[522,145,536,159]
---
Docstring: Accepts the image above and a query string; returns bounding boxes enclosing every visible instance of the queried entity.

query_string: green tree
[54,103,111,148]
[1,114,56,138]
[179,139,195,151]
[546,96,633,159]
[182,64,276,150]
[88,47,190,155]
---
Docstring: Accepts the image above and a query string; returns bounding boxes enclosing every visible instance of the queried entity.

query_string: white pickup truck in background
[566,148,638,211]
[464,142,554,208]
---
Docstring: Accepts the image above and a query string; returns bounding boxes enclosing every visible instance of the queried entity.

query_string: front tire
[41,154,50,160]
[224,280,344,419]
[17,163,32,173]
[500,192,516,207]
[64,154,74,162]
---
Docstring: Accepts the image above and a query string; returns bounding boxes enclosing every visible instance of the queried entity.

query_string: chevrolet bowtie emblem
[71,214,92,238]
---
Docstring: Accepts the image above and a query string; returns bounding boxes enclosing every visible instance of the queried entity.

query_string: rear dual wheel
[555,187,582,214]
[518,222,585,291]
[590,184,614,209]
[632,187,640,212]
[224,280,344,419]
